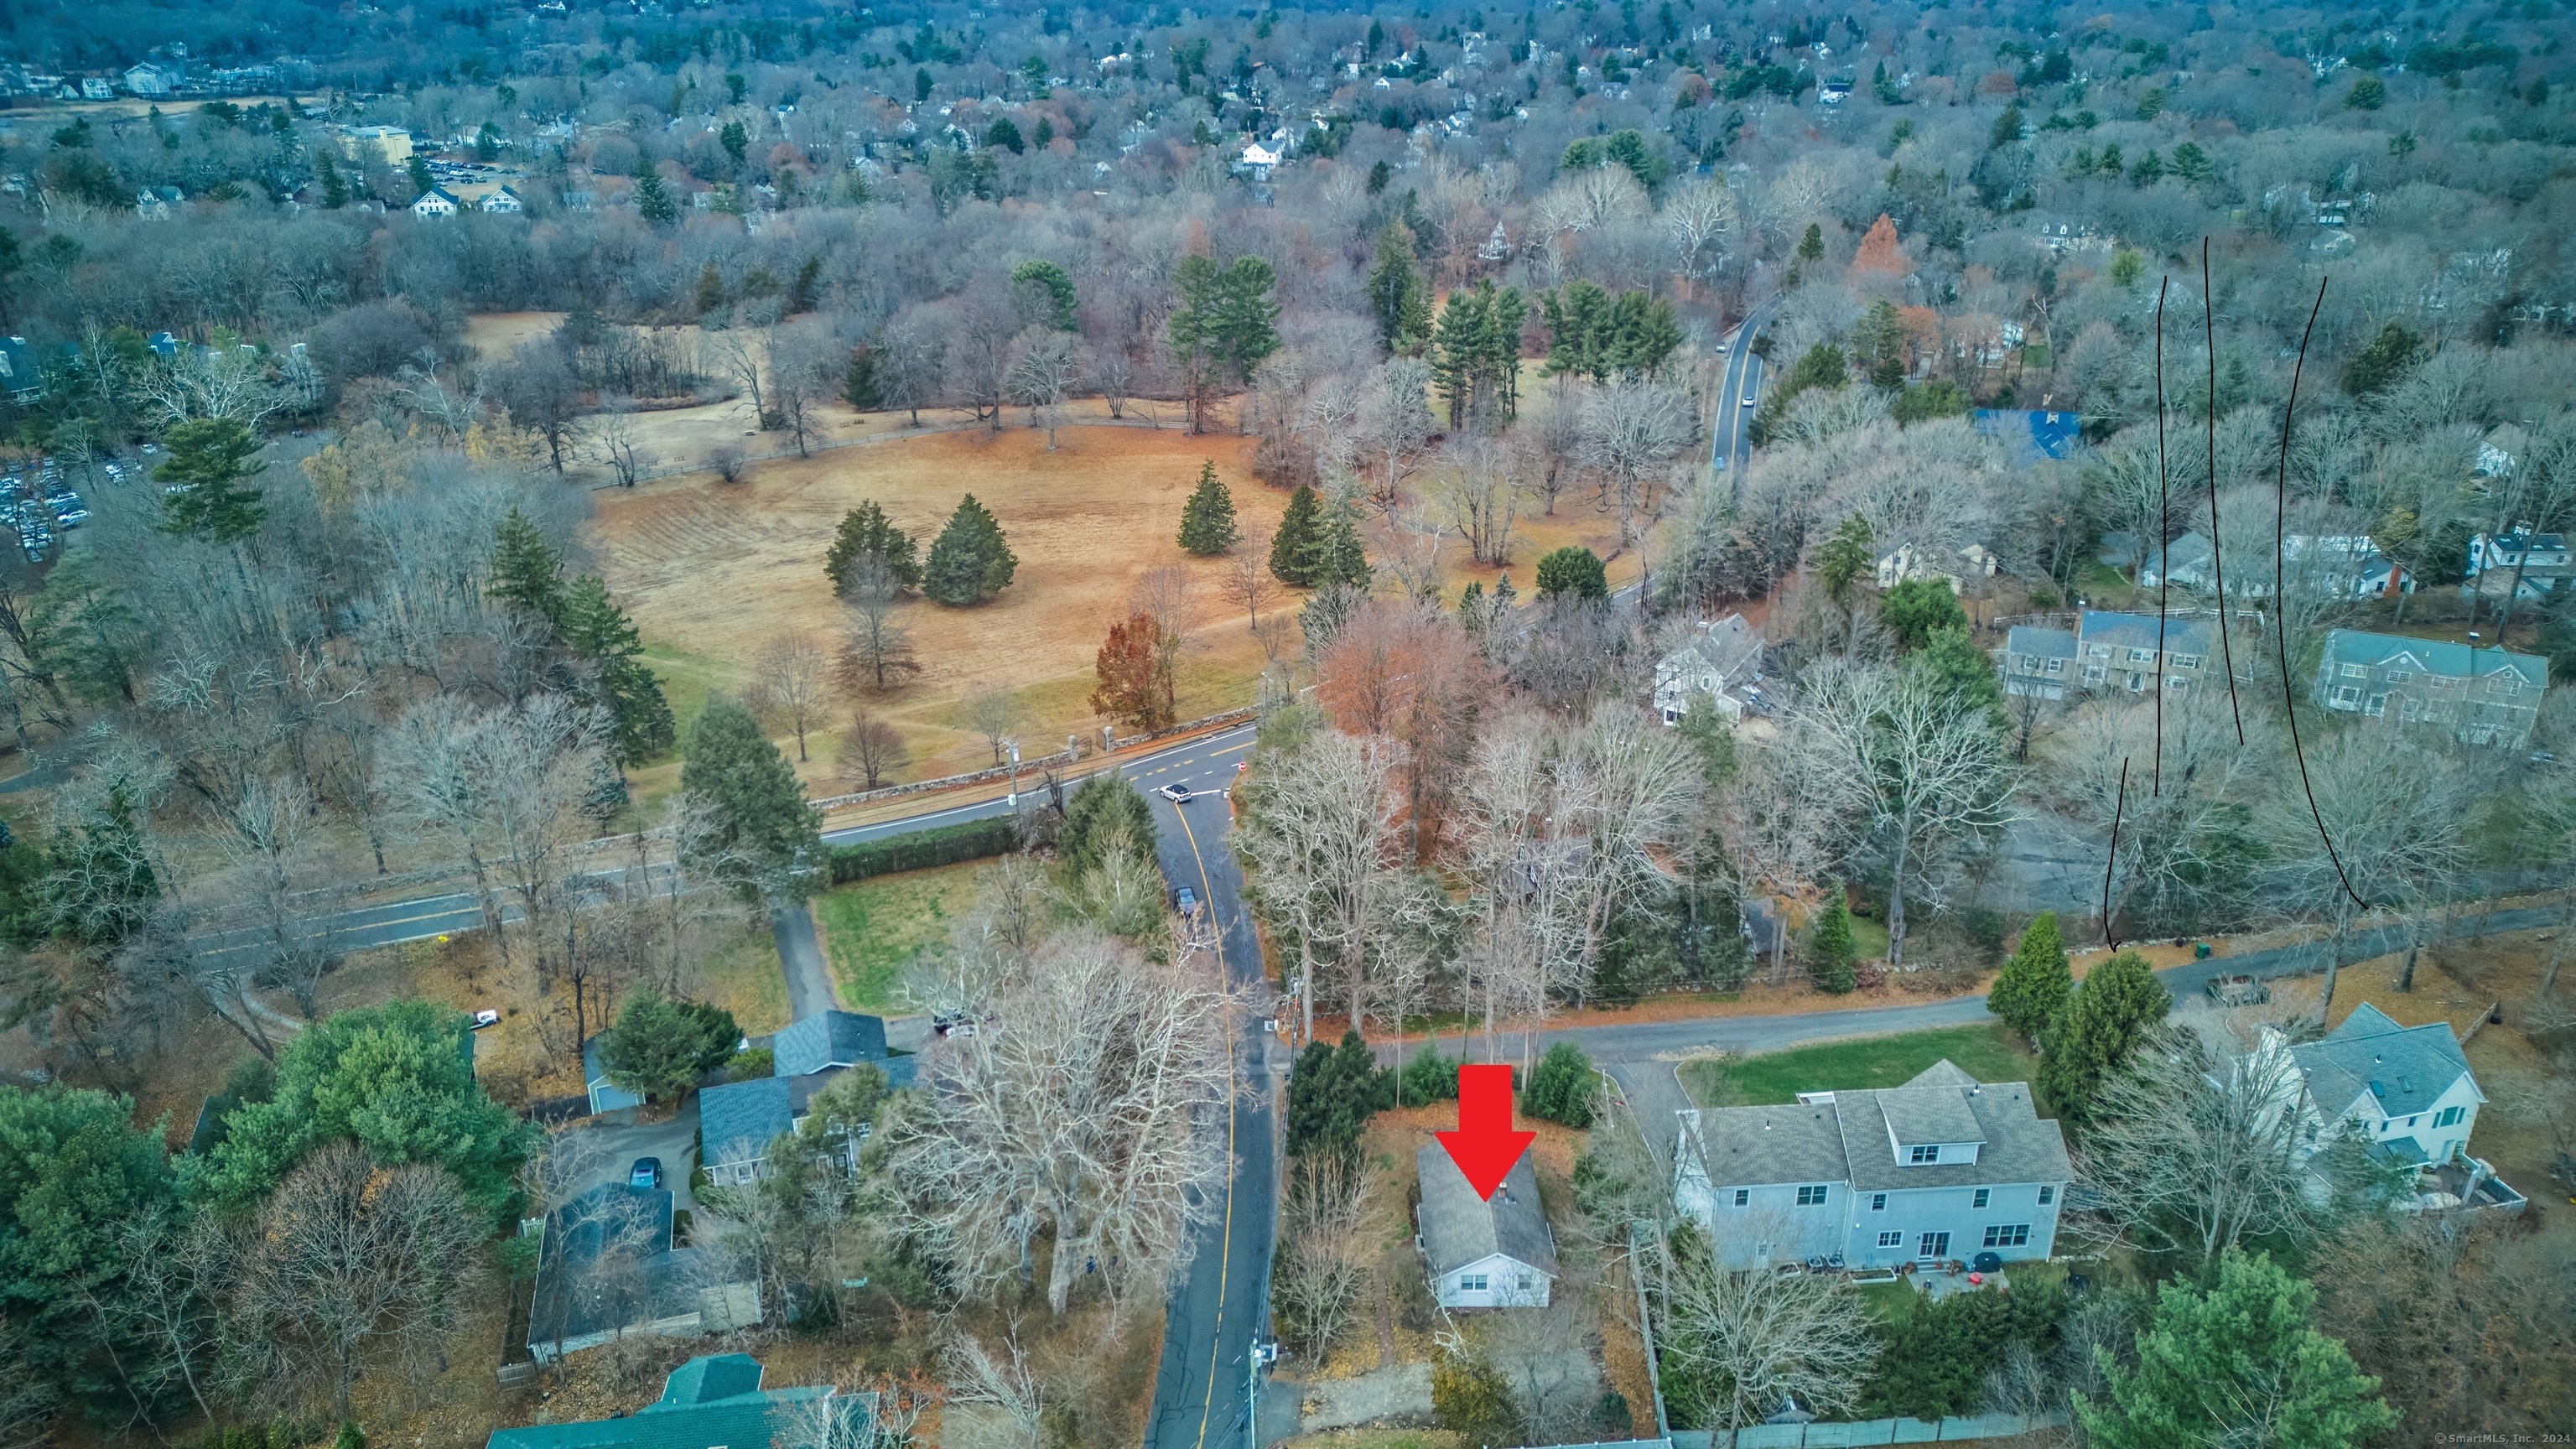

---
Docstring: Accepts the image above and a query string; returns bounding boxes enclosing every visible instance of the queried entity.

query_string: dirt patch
[466,310,569,362]
[591,424,1281,784]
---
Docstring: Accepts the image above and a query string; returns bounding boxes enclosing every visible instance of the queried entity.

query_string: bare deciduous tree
[1433,433,1525,567]
[838,710,911,790]
[838,555,922,693]
[1580,379,1696,551]
[886,928,1231,1319]
[1005,326,1087,450]
[1236,728,1405,1043]
[963,681,1023,766]
[592,403,657,487]
[1660,1213,1879,1431]
[1269,1150,1374,1358]
[1221,521,1280,630]
[756,629,831,761]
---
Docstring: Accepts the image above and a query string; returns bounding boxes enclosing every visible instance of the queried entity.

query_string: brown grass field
[589,419,1643,793]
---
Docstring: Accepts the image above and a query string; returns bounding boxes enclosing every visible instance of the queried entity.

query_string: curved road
[1710,293,1782,491]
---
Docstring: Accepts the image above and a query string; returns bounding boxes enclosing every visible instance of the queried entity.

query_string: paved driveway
[555,1098,704,1214]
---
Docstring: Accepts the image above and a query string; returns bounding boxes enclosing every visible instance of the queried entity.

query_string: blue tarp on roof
[1974,408,2084,460]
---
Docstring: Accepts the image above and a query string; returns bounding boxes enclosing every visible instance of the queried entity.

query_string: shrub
[1398,1048,1461,1105]
[1535,544,1610,600]
[825,816,1019,884]
[1810,887,1857,994]
[1522,1041,1600,1128]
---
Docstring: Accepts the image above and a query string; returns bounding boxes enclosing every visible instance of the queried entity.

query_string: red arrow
[1436,1063,1535,1202]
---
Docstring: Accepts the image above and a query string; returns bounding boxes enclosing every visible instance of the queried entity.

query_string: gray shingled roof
[773,1010,890,1079]
[2292,1002,2477,1118]
[699,1077,793,1159]
[2080,610,2212,655]
[1682,1102,1852,1189]
[1838,1082,2070,1192]
[2006,626,2076,662]
[1685,1072,2070,1194]
[2319,629,2546,689]
[1415,1144,1558,1280]
[1877,1087,1988,1148]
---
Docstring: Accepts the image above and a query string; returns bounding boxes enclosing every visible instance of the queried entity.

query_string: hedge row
[825,815,1020,885]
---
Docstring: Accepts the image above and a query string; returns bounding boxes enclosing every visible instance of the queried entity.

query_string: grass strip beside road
[1680,1023,2043,1111]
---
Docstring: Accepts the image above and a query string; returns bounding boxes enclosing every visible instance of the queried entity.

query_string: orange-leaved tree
[1090,611,1177,730]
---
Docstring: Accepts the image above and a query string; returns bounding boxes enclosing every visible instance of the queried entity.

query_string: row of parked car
[0,462,91,564]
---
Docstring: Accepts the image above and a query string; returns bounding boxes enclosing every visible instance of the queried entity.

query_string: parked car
[470,1008,501,1029]
[1158,782,1193,802]
[628,1156,662,1189]
[1175,885,1199,917]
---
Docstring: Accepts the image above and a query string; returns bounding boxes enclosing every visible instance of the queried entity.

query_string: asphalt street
[1709,294,1782,486]
[1134,727,1282,1449]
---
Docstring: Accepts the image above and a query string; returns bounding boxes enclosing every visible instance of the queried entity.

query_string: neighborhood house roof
[699,1075,794,1159]
[1415,1145,1558,1280]
[2292,1002,2477,1119]
[2006,625,2076,662]
[773,1010,889,1079]
[2319,629,2546,690]
[2080,610,2211,657]
[1687,1061,2070,1193]
[1972,408,2083,460]
[486,1353,865,1449]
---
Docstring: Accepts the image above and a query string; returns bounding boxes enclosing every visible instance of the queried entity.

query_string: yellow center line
[1171,803,1236,1449]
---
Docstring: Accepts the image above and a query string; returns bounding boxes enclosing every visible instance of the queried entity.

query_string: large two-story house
[2001,610,2212,701]
[2288,1003,2485,1169]
[2314,629,2547,748]
[1674,1061,2070,1270]
[1653,614,1764,724]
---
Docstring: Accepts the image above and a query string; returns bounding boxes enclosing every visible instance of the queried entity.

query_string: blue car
[629,1156,662,1189]
[1175,886,1199,917]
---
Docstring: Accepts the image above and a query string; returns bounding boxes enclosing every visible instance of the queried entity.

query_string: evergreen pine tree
[1798,222,1826,263]
[487,506,569,622]
[153,418,269,543]
[2080,1251,2397,1449]
[694,262,726,316]
[1270,481,1325,586]
[1306,491,1371,589]
[315,149,348,208]
[1058,773,1158,877]
[634,158,677,225]
[2036,949,2171,1124]
[922,494,1017,605]
[844,348,882,410]
[1535,545,1608,600]
[1432,283,1492,428]
[558,576,678,766]
[1368,221,1431,352]
[1810,887,1857,994]
[824,501,921,595]
[1457,579,1487,630]
[1176,460,1241,555]
[680,696,822,897]
[1987,911,2071,1043]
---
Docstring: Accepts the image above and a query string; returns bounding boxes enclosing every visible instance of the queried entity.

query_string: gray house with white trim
[1675,1060,2070,1270]
[1415,1145,1557,1308]
[2314,629,2547,748]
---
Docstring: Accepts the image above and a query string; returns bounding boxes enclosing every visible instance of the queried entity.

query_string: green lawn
[814,862,983,1013]
[1680,1023,2044,1111]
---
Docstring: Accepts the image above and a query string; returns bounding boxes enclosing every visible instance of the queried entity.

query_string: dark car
[629,1156,662,1189]
[1175,885,1199,917]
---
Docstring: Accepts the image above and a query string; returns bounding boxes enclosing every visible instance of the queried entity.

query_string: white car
[471,1009,501,1030]
[1742,387,1758,407]
[1158,783,1193,803]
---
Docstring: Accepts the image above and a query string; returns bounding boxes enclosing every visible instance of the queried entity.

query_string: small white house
[410,187,460,218]
[123,63,176,96]
[1233,141,1281,180]
[1415,1144,1556,1309]
[480,185,525,213]
[1875,541,1997,593]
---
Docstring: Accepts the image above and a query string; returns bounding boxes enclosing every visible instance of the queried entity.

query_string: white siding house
[1675,1060,2070,1270]
[1416,1145,1556,1308]
[411,187,460,218]
[2289,1003,2485,1167]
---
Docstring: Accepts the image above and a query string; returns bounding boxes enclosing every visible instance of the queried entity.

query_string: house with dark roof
[2000,625,2076,700]
[526,1184,761,1361]
[1415,1145,1557,1308]
[1971,408,2083,461]
[2142,532,2412,600]
[2314,629,2547,747]
[698,1011,912,1187]
[1675,1060,2070,1270]
[487,1353,870,1449]
[583,1037,642,1116]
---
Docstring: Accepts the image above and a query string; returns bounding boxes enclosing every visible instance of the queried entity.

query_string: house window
[2433,1105,2465,1129]
[2407,1115,2418,1127]
[2170,654,2202,669]
[2127,647,2157,664]
[1871,1193,1888,1211]
[1797,1185,1828,1206]
[1459,1274,1488,1292]
[2366,694,2387,717]
[2330,686,2361,707]
[2386,671,2412,683]
[2082,665,2107,685]
[1877,1231,1904,1248]
[2044,657,2065,675]
[1982,1223,2032,1248]
[1732,1189,1749,1207]
[1918,1232,1950,1259]
[1973,1188,1990,1208]
[2038,1186,2055,1205]
[1909,1145,1940,1164]
[2087,645,2110,660]
[2340,662,2369,678]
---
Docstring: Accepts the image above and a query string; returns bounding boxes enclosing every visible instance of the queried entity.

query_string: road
[1709,294,1783,490]
[188,724,1256,969]
[1137,728,1280,1449]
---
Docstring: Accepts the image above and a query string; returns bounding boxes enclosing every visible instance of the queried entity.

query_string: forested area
[0,0,2572,1442]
